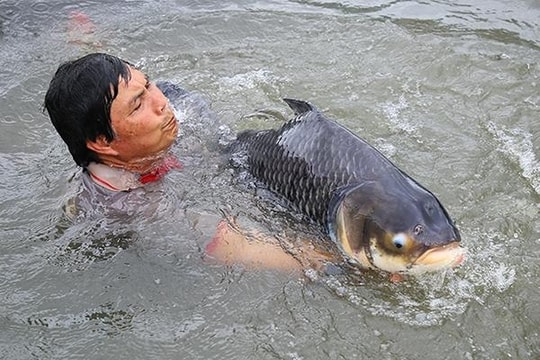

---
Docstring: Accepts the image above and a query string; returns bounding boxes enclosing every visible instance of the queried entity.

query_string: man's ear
[86,136,119,157]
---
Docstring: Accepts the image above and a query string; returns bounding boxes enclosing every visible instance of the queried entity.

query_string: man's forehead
[111,68,148,112]
[118,67,147,87]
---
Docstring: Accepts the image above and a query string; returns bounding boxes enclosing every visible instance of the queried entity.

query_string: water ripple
[486,121,540,195]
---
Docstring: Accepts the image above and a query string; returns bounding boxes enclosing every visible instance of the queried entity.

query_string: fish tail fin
[283,98,317,115]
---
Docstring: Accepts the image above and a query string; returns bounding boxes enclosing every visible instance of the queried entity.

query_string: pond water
[0,0,539,359]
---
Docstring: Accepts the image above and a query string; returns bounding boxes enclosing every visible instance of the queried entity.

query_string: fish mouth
[410,241,465,273]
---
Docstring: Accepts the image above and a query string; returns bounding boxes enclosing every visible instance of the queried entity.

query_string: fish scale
[237,100,370,224]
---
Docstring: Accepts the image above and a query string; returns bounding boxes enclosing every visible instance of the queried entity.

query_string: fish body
[235,99,464,274]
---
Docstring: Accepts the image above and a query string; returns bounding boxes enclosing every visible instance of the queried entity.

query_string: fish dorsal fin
[283,98,317,115]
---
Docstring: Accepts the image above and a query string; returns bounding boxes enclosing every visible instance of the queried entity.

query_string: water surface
[0,0,538,359]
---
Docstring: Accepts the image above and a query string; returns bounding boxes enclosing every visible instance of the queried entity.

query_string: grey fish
[235,99,464,274]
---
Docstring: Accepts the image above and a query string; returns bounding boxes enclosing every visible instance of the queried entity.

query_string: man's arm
[205,220,335,272]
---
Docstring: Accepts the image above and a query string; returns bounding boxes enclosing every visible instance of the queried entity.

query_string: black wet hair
[44,53,133,167]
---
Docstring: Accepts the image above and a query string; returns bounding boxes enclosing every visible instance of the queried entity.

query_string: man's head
[44,53,178,172]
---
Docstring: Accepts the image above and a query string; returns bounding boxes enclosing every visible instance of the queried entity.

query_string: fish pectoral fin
[334,200,367,256]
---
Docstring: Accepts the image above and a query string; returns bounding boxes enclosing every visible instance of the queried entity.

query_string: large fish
[235,98,464,275]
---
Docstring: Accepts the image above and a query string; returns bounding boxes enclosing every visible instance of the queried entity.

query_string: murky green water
[0,0,538,359]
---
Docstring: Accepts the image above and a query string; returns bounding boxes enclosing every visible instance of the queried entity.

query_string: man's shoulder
[68,171,156,220]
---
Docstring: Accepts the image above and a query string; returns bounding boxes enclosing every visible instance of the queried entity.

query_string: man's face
[107,67,178,169]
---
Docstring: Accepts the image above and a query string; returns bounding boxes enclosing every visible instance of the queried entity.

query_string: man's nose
[154,91,168,113]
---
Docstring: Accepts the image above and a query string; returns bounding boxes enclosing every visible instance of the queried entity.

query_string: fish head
[331,181,464,275]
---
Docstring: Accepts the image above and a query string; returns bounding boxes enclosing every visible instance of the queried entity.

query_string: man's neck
[97,153,167,175]
[86,162,142,191]
[86,155,182,192]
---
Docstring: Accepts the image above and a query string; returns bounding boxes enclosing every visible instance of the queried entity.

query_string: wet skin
[86,67,179,173]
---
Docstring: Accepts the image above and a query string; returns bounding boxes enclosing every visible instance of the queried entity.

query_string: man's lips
[162,114,177,131]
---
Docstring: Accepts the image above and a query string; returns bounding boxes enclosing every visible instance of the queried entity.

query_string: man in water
[44,53,301,270]
[45,53,179,192]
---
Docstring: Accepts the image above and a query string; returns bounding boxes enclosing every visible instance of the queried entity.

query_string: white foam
[487,121,540,195]
[219,69,276,91]
[314,226,517,327]
[381,94,417,134]
[489,262,516,292]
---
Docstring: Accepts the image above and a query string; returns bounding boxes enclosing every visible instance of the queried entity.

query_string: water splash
[218,69,283,96]
[220,69,272,89]
[381,94,417,134]
[486,121,540,195]
[309,228,516,327]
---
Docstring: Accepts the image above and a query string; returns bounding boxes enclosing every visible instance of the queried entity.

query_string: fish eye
[392,233,407,249]
[414,224,424,235]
